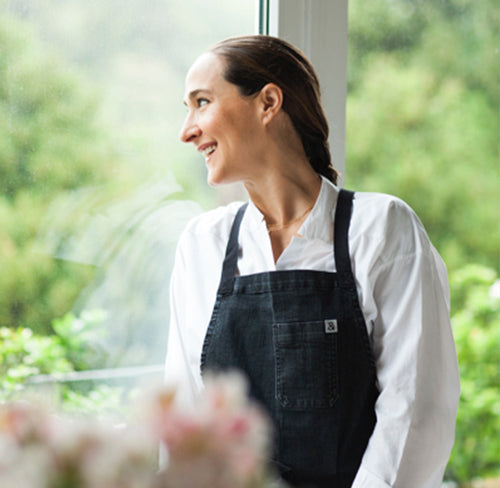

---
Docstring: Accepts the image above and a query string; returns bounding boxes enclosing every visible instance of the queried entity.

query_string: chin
[207,178,221,188]
[206,172,222,187]
[206,169,235,187]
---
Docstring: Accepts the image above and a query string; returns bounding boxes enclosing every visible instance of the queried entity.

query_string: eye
[197,98,209,108]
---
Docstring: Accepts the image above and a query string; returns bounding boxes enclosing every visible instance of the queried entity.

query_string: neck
[244,160,322,229]
[242,111,322,231]
[245,164,321,263]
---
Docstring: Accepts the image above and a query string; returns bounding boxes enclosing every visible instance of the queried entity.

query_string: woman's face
[180,52,264,186]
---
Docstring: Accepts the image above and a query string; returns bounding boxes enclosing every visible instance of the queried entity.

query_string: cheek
[228,111,261,144]
[202,112,219,133]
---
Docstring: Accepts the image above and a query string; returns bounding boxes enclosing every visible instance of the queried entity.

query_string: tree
[0,13,120,332]
[346,0,500,272]
[446,265,500,482]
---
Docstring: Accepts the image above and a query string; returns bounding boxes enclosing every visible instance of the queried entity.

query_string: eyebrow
[183,88,211,106]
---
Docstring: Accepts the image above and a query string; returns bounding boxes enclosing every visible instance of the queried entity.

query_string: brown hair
[210,35,338,184]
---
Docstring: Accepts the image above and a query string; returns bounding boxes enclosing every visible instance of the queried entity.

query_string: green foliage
[0,325,73,398]
[0,311,126,416]
[0,16,114,199]
[346,0,500,272]
[61,384,127,417]
[446,265,500,482]
[0,13,124,333]
[52,310,109,371]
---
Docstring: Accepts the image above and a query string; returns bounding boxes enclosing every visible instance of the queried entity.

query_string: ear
[258,83,283,126]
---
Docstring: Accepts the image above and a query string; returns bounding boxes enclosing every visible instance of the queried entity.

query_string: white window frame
[257,0,348,183]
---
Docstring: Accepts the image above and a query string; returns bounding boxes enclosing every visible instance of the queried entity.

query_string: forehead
[184,52,225,96]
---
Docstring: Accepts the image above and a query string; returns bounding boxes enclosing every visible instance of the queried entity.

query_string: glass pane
[1,0,255,409]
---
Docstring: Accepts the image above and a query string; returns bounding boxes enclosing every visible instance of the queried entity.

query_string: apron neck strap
[219,202,248,291]
[334,189,355,277]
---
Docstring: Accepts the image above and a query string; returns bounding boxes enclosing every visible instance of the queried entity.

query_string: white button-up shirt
[165,177,460,487]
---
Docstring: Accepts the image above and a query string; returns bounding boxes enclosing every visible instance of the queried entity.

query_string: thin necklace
[266,204,314,233]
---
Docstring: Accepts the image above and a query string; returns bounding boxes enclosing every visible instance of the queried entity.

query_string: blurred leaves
[446,265,500,481]
[0,13,123,332]
[0,311,126,417]
[0,17,115,199]
[346,0,500,272]
[52,310,109,371]
[0,323,72,398]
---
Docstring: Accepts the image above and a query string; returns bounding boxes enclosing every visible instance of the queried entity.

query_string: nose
[179,113,201,143]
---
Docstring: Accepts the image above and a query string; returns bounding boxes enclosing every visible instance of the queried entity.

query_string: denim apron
[201,190,378,487]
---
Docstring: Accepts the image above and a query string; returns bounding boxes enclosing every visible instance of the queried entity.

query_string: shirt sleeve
[164,237,200,409]
[164,209,229,409]
[352,199,460,487]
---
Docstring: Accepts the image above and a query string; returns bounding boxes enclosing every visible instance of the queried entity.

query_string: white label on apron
[324,319,338,334]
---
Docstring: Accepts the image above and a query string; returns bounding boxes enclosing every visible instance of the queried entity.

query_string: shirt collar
[246,176,339,243]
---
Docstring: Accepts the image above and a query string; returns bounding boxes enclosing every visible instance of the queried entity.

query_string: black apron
[201,190,378,487]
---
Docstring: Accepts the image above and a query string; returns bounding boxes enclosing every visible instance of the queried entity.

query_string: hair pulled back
[210,35,338,185]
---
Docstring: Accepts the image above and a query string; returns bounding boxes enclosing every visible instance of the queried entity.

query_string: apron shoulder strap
[218,202,248,292]
[334,189,355,278]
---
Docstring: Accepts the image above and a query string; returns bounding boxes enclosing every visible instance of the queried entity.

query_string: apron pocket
[273,320,339,410]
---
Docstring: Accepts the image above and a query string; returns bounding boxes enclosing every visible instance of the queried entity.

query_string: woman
[166,35,460,487]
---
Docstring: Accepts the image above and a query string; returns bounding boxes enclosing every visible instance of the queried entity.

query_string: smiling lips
[198,143,217,160]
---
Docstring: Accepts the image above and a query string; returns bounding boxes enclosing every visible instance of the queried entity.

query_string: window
[1,0,255,411]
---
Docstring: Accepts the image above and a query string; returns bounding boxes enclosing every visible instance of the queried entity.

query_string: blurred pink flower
[0,372,279,488]
[141,372,273,488]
